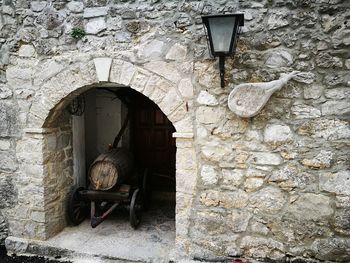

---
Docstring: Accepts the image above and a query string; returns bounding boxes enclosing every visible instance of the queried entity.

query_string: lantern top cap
[201,13,244,26]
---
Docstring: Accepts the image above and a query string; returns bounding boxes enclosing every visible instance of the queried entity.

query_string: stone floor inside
[45,200,176,262]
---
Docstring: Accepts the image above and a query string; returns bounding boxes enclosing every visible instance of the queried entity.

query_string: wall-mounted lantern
[202,14,244,88]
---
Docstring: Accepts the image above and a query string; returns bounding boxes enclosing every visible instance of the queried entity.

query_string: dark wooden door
[131,97,176,192]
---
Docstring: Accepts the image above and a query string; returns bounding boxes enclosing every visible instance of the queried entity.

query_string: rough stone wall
[0,0,349,262]
[191,0,350,261]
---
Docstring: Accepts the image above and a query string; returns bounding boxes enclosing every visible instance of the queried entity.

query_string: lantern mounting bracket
[219,56,225,88]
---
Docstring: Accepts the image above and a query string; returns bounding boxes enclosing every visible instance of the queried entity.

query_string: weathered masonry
[0,0,350,262]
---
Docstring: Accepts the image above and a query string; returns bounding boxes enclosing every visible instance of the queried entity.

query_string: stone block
[293,72,315,84]
[250,152,282,166]
[6,66,32,87]
[18,45,36,57]
[268,164,316,191]
[0,152,17,172]
[222,169,244,189]
[297,118,350,140]
[264,123,293,144]
[174,137,194,148]
[331,28,350,48]
[325,87,350,100]
[250,220,269,235]
[34,60,65,86]
[201,143,232,163]
[249,187,287,214]
[94,57,112,82]
[118,62,136,86]
[345,59,350,69]
[267,12,289,29]
[196,106,224,124]
[145,61,181,84]
[244,177,264,192]
[0,211,8,243]
[85,17,106,35]
[0,139,10,150]
[200,165,218,186]
[176,192,193,214]
[109,59,123,84]
[301,150,333,169]
[30,1,47,12]
[289,193,333,220]
[240,236,285,261]
[176,148,196,171]
[176,169,197,194]
[0,175,17,208]
[178,78,193,99]
[0,85,12,99]
[200,190,249,209]
[311,238,350,261]
[5,236,29,254]
[130,69,150,92]
[115,32,131,43]
[143,75,159,97]
[57,133,71,149]
[324,72,349,87]
[166,43,187,61]
[291,103,321,119]
[83,7,108,18]
[36,8,64,30]
[30,211,46,223]
[16,138,44,165]
[320,171,350,195]
[321,100,350,116]
[228,211,252,232]
[336,196,350,208]
[158,88,183,116]
[67,1,84,13]
[137,39,165,60]
[316,52,343,68]
[265,50,293,68]
[173,117,193,133]
[196,91,218,106]
[0,101,19,137]
[333,208,350,235]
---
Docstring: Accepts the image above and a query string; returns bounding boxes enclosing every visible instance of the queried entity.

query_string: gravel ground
[0,245,71,263]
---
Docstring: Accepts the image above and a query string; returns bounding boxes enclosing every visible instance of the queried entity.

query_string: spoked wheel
[130,188,142,229]
[67,186,88,225]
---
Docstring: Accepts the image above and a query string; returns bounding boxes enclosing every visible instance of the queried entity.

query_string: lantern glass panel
[207,16,237,54]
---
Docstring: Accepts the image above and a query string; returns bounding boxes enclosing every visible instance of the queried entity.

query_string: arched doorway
[61,86,177,260]
[10,57,198,260]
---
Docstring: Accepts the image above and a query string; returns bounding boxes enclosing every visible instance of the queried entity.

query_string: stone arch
[14,56,197,259]
[27,57,193,134]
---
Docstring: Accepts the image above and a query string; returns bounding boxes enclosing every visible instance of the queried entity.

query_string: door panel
[131,96,176,192]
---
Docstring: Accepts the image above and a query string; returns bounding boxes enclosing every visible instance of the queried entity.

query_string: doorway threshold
[6,205,175,263]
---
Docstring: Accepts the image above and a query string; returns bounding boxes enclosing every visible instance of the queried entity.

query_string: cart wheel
[142,169,152,210]
[67,186,88,225]
[130,189,142,229]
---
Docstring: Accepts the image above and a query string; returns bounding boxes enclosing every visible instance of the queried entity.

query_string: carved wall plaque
[228,71,299,118]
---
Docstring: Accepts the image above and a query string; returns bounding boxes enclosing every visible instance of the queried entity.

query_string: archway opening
[44,85,176,261]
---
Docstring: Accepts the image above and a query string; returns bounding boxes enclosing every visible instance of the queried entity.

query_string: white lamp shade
[202,14,244,57]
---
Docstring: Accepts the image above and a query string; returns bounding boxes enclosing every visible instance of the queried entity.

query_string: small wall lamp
[202,14,244,88]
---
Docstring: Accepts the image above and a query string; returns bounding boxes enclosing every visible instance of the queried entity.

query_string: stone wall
[0,0,349,262]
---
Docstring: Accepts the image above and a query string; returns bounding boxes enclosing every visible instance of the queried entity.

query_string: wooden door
[131,97,176,192]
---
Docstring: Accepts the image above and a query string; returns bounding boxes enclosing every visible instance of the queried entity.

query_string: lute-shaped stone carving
[228,71,299,118]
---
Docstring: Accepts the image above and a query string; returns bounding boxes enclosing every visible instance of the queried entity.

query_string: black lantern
[202,14,244,88]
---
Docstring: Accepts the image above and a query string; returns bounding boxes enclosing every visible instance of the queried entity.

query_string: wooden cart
[67,148,148,229]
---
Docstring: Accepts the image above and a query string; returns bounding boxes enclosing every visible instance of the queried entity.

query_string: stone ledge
[173,132,194,138]
[23,128,58,134]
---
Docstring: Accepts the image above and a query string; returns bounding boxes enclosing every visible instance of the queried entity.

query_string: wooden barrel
[89,148,134,191]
